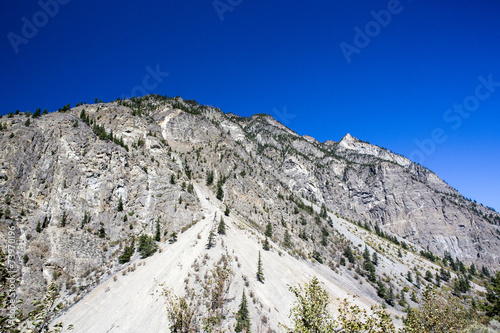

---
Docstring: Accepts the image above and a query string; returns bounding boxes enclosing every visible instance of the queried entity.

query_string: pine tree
[372,252,379,266]
[155,218,161,241]
[60,211,67,227]
[343,245,355,264]
[117,196,123,212]
[207,230,215,249]
[169,231,178,244]
[224,205,230,216]
[99,224,105,238]
[170,174,176,184]
[484,271,500,318]
[206,170,214,186]
[265,222,273,238]
[235,292,251,332]
[257,251,265,283]
[218,216,226,235]
[24,118,30,126]
[33,108,41,118]
[284,229,292,247]
[216,185,224,200]
[363,247,370,262]
[36,221,41,233]
[263,236,270,251]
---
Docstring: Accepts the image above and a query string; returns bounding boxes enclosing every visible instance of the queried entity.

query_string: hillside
[0,95,499,331]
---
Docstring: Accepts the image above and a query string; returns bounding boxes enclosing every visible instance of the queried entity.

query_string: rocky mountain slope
[0,95,499,331]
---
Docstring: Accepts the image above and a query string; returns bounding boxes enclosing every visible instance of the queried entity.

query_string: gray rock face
[0,96,499,313]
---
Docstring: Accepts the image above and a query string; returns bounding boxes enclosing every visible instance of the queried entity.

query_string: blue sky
[1,0,499,210]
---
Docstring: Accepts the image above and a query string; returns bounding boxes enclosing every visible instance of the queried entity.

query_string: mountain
[0,95,499,331]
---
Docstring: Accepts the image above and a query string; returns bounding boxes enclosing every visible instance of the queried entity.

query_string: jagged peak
[340,133,358,143]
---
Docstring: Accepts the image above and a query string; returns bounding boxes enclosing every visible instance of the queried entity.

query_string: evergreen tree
[363,247,370,262]
[216,185,224,200]
[372,252,379,266]
[33,108,41,118]
[320,203,328,219]
[235,292,250,332]
[155,218,161,241]
[169,231,178,244]
[224,205,230,216]
[36,221,41,233]
[119,238,135,264]
[263,236,270,251]
[24,118,30,126]
[482,265,491,278]
[484,271,500,319]
[343,245,355,264]
[425,270,433,282]
[137,234,158,258]
[377,279,387,299]
[170,174,175,184]
[265,222,273,238]
[117,196,123,212]
[257,251,265,283]
[206,170,214,186]
[207,230,215,249]
[218,216,226,235]
[60,211,67,227]
[99,224,105,238]
[284,229,292,248]
[469,263,476,276]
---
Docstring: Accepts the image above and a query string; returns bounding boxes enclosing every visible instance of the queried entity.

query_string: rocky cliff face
[0,95,499,319]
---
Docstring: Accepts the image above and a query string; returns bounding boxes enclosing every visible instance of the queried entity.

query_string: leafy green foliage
[484,271,500,319]
[281,276,336,332]
[403,285,477,332]
[160,288,195,333]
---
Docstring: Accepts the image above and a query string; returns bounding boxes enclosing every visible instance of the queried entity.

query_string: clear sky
[1,0,499,210]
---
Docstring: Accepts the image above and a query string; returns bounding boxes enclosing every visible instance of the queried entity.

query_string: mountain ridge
[0,95,499,331]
